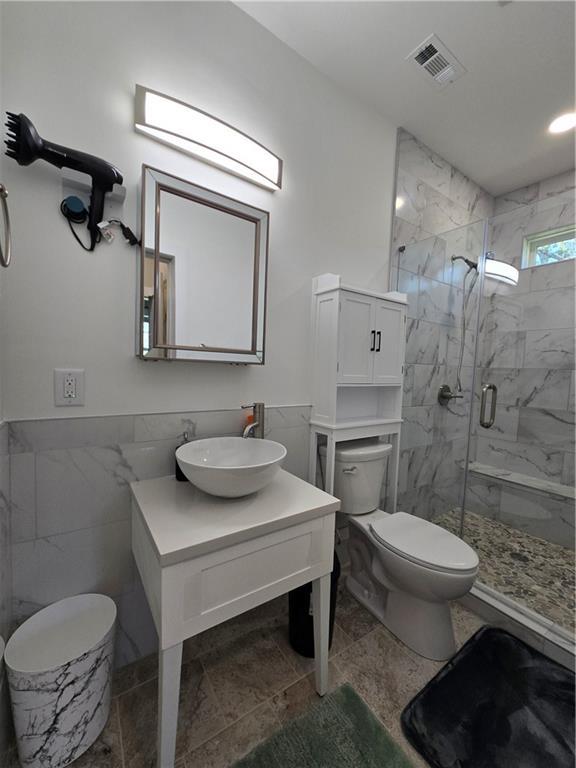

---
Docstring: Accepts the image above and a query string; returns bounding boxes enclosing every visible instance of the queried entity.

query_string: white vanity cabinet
[338,292,405,385]
[130,471,339,768]
[310,274,407,511]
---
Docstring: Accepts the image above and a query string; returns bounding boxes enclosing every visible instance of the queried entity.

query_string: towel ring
[0,184,11,268]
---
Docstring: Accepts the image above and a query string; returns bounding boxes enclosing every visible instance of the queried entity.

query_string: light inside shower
[134,85,282,190]
[548,112,576,134]
[485,254,519,285]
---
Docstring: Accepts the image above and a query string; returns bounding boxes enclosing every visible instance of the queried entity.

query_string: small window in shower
[522,225,576,267]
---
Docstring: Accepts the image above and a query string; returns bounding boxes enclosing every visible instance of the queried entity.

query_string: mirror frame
[139,165,269,364]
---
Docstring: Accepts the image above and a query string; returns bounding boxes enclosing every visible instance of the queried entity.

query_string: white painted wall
[0,1,5,418]
[0,11,10,749]
[0,1,397,419]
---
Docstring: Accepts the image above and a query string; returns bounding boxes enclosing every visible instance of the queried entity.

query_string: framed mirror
[139,166,269,363]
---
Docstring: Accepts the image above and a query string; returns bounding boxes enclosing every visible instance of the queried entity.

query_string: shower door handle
[480,384,497,428]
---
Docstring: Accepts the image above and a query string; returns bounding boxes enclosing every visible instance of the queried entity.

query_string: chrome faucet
[241,402,265,438]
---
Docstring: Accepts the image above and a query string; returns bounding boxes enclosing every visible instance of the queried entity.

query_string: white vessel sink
[176,437,287,498]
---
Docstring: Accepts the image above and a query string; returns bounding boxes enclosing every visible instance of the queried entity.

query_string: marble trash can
[5,594,116,768]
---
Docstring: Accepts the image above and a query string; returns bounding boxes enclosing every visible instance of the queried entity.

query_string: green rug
[233,683,414,767]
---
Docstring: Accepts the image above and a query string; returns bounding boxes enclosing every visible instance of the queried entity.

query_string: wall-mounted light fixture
[485,252,519,286]
[134,85,282,191]
[548,112,576,134]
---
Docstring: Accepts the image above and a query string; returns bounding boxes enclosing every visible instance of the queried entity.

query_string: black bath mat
[401,626,575,768]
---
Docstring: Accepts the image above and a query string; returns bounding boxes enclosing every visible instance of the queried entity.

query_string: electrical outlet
[54,369,85,407]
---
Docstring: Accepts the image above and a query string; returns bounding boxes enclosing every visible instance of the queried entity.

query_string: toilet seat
[369,512,479,574]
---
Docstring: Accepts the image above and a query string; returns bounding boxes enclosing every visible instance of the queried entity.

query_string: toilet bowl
[327,440,479,661]
[348,510,478,660]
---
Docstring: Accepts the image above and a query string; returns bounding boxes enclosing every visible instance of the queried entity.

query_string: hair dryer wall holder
[61,169,127,250]
[62,168,126,210]
[5,112,124,251]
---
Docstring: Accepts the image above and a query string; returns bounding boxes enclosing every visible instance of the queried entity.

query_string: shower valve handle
[438,384,463,405]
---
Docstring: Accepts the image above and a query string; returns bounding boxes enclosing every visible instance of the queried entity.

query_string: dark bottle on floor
[175,431,189,481]
[288,552,341,658]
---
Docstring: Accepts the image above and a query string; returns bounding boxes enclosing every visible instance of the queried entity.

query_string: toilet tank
[321,439,392,515]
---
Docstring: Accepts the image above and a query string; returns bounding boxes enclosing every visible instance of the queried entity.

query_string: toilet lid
[370,513,479,573]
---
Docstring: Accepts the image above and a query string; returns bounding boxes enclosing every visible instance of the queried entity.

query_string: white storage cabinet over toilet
[309,275,480,662]
[309,274,407,508]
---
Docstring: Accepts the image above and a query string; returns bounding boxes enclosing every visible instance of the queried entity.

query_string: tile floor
[436,509,575,633]
[4,584,485,768]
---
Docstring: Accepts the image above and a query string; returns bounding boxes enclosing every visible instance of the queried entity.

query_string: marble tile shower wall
[8,406,311,668]
[469,178,576,547]
[391,129,493,256]
[492,169,575,216]
[390,128,494,519]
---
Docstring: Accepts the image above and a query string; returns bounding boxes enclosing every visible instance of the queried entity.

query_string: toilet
[326,439,479,661]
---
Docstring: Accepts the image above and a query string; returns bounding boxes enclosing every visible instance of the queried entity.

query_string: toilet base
[347,574,456,661]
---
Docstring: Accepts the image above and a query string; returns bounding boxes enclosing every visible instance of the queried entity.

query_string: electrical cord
[106,219,140,246]
[67,217,100,252]
[62,198,139,251]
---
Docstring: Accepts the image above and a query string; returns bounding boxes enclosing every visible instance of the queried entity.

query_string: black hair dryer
[5,112,123,250]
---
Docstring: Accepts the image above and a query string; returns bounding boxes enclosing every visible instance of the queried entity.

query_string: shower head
[5,112,123,250]
[451,255,478,271]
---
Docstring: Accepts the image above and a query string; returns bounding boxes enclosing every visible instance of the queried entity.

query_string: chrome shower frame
[456,235,488,538]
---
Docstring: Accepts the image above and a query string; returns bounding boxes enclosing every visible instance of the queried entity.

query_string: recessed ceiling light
[395,196,405,210]
[548,112,576,134]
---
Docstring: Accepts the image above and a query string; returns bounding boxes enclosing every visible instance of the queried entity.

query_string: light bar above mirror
[134,85,282,191]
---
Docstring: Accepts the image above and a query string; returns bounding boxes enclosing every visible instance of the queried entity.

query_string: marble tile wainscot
[7,406,312,670]
[0,422,12,759]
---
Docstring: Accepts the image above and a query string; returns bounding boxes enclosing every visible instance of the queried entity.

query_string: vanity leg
[312,573,330,696]
[158,642,183,768]
[308,429,317,485]
[388,432,400,514]
[324,435,336,495]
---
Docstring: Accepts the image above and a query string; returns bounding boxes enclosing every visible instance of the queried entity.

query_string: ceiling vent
[406,34,467,90]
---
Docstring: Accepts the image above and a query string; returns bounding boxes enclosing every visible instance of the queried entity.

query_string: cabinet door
[337,294,374,384]
[372,301,405,385]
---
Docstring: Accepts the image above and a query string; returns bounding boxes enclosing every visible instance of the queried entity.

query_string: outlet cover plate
[54,368,85,407]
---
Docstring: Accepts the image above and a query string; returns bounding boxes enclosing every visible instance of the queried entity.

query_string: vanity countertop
[130,470,339,566]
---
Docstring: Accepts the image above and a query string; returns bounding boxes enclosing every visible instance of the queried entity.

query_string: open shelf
[335,385,402,424]
[310,416,402,430]
[309,275,406,512]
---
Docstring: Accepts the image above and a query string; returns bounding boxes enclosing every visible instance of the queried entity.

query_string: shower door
[395,219,485,525]
[458,190,575,635]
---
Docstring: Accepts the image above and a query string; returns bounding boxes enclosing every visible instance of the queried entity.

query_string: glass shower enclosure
[396,188,575,644]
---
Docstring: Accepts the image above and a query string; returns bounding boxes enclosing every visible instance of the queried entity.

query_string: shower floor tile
[436,509,575,633]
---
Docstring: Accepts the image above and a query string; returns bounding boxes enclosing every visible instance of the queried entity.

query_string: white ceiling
[239,1,575,195]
